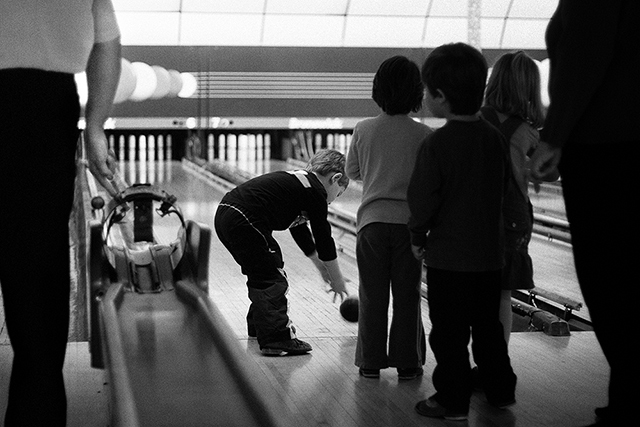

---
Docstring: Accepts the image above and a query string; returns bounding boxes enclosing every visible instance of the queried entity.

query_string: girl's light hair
[484,51,545,129]
[305,149,349,188]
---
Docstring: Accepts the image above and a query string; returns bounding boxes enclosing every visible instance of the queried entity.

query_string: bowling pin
[138,135,147,164]
[338,134,346,154]
[148,135,155,162]
[326,134,334,150]
[256,134,264,161]
[128,135,136,162]
[238,134,248,170]
[218,134,226,161]
[264,134,271,160]
[118,135,125,162]
[208,134,214,161]
[157,135,165,162]
[227,134,237,165]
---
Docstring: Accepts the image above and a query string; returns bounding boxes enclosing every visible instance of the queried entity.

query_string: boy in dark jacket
[215,149,349,356]
[408,43,517,420]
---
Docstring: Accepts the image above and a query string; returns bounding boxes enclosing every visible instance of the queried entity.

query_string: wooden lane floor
[155,161,607,426]
[1,161,605,426]
[207,232,607,427]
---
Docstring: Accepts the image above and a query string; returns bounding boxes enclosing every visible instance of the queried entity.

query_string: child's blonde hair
[305,149,349,188]
[484,51,545,129]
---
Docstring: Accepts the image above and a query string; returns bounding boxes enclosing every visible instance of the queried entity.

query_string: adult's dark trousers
[427,267,517,413]
[559,140,639,421]
[0,69,80,426]
[355,223,426,369]
[214,204,296,347]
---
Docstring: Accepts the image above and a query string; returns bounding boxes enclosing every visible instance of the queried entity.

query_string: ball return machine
[88,183,289,427]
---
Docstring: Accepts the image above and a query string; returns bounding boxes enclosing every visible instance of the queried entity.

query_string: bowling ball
[340,295,359,322]
[91,196,105,210]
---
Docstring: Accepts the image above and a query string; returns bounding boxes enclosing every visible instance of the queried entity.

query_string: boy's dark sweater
[221,170,337,261]
[407,118,510,272]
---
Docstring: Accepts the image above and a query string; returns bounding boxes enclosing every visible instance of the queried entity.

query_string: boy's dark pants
[214,205,296,347]
[427,267,517,413]
[0,69,79,426]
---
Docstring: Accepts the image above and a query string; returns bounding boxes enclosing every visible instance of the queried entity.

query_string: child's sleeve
[290,224,316,256]
[407,138,440,247]
[289,192,338,261]
[307,195,338,261]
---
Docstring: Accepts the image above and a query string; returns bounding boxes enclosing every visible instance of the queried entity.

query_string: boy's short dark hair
[421,43,488,115]
[305,149,350,188]
[372,55,423,115]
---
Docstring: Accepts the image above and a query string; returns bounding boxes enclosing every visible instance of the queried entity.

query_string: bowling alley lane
[123,160,604,427]
[1,159,604,427]
[112,157,586,326]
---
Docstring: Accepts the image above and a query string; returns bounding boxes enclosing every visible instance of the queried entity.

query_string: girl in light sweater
[346,55,431,380]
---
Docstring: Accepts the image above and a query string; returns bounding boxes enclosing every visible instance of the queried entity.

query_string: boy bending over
[215,149,349,356]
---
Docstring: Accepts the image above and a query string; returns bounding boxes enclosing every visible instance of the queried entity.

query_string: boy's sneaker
[359,367,380,378]
[397,367,424,380]
[415,397,468,421]
[261,338,312,356]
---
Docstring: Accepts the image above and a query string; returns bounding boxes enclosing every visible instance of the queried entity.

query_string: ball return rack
[88,183,291,427]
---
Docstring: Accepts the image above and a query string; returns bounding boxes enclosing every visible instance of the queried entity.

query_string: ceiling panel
[480,18,506,49]
[263,15,345,46]
[501,19,549,49]
[117,12,180,45]
[112,0,557,49]
[509,0,558,18]
[112,0,180,12]
[480,0,511,18]
[423,17,468,47]
[265,0,349,15]
[429,0,467,17]
[348,0,429,17]
[181,0,265,14]
[180,13,263,45]
[344,16,425,47]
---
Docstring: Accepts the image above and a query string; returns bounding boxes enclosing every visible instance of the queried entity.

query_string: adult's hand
[84,36,121,197]
[85,127,119,196]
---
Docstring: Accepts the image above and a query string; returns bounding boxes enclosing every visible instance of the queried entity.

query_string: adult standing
[530,1,639,426]
[0,1,121,425]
